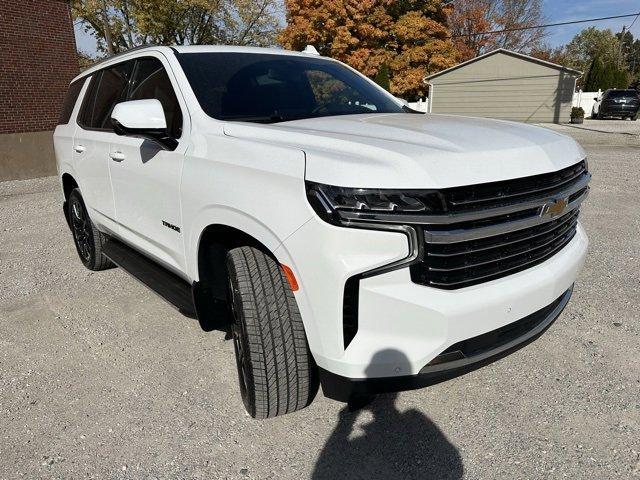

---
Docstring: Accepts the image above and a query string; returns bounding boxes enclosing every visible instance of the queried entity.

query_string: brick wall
[0,0,78,134]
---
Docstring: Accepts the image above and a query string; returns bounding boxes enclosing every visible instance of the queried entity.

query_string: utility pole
[618,25,626,68]
[102,0,114,55]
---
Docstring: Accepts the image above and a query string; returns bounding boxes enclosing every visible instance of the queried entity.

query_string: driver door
[108,54,189,274]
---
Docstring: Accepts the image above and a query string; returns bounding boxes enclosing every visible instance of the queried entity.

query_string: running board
[103,239,197,319]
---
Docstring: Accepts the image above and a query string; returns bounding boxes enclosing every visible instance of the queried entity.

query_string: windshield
[176,52,404,123]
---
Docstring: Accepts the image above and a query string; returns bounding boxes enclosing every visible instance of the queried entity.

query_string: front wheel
[226,246,318,418]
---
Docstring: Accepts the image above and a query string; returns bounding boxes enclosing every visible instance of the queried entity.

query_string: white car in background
[54,45,590,418]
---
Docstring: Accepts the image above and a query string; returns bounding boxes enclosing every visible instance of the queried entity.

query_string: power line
[451,12,640,38]
[628,13,640,30]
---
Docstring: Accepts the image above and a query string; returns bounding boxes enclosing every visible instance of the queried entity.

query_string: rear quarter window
[58,80,85,125]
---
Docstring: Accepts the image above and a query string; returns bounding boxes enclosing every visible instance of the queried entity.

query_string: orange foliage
[279,0,458,99]
[447,0,493,61]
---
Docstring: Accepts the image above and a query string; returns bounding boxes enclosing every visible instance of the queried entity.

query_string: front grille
[411,161,589,289]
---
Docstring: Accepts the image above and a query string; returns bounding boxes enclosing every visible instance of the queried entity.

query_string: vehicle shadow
[312,350,464,480]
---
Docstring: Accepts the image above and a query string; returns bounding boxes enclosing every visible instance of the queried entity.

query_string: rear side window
[59,79,85,125]
[79,61,134,130]
[128,57,183,138]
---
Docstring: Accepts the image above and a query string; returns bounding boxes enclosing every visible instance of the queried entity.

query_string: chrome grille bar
[448,163,587,207]
[427,217,579,272]
[410,160,590,290]
[338,172,590,227]
[425,229,577,288]
[427,210,579,258]
[424,186,588,244]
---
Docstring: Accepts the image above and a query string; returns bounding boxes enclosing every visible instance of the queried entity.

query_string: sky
[74,0,640,56]
[542,0,640,46]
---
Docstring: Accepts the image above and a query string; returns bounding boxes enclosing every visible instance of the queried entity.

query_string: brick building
[0,0,78,181]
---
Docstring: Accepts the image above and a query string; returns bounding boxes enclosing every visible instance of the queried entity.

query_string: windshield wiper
[221,114,287,124]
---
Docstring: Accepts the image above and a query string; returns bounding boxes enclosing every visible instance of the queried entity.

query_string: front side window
[80,61,134,130]
[128,57,183,138]
[176,52,403,123]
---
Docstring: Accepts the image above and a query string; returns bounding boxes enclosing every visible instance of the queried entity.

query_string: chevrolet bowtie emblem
[540,198,568,218]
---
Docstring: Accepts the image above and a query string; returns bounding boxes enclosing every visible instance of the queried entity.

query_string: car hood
[222,113,586,189]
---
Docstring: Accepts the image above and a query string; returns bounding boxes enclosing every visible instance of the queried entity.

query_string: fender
[185,205,312,281]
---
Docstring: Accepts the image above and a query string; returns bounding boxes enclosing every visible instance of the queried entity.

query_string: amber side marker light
[281,264,299,292]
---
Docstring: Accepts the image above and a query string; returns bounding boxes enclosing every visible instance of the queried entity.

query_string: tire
[226,246,318,418]
[67,189,114,271]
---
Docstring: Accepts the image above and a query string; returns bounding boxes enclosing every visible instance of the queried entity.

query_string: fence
[572,90,601,118]
[408,98,430,112]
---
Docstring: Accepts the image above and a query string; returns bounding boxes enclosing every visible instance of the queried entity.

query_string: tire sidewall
[227,263,258,417]
[68,189,97,269]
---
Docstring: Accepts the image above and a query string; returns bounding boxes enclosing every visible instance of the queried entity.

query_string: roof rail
[91,44,161,68]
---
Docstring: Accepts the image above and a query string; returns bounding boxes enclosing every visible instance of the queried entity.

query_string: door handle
[74,145,86,154]
[109,151,126,162]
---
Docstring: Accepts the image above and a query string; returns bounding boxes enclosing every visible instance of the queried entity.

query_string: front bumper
[276,217,588,384]
[319,287,572,401]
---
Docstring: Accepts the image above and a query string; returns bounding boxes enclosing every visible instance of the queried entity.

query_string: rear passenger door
[74,61,134,234]
[54,78,85,179]
[108,54,188,274]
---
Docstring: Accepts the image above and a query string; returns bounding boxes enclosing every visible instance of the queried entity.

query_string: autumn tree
[447,0,492,61]
[528,44,570,66]
[279,0,457,99]
[448,0,546,61]
[72,0,282,54]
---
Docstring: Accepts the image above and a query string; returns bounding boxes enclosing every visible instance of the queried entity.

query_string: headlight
[306,181,444,226]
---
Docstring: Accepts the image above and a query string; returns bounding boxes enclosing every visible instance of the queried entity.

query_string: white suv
[54,46,590,418]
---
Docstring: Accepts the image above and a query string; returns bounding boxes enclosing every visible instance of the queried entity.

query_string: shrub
[571,107,585,118]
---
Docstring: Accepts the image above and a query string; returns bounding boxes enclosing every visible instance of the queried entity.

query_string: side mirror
[593,97,599,101]
[111,99,177,151]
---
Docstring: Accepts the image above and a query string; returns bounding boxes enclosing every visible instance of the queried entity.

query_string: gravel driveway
[1,123,639,479]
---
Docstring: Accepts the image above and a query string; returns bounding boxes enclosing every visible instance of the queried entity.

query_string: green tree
[583,57,630,91]
[374,64,391,91]
[617,30,640,80]
[564,27,624,74]
[583,57,604,91]
[612,66,629,89]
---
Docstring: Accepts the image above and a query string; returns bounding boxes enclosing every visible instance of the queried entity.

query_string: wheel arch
[62,173,79,200]
[196,223,275,296]
[191,222,282,330]
[61,172,79,229]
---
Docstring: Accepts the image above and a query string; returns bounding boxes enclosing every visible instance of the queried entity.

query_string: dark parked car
[592,89,640,120]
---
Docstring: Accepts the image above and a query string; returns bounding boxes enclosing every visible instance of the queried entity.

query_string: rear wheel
[68,189,113,271]
[226,246,318,418]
